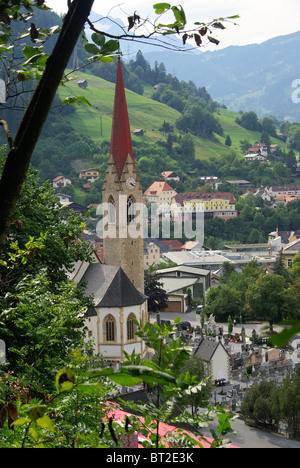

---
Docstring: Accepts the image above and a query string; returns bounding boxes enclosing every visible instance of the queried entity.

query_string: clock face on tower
[126,177,136,190]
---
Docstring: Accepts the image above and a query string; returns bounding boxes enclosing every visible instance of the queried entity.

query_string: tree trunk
[0,0,94,255]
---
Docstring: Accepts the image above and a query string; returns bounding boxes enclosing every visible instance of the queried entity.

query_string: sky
[45,0,300,51]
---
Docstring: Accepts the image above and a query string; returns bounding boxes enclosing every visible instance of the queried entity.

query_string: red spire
[110,59,134,178]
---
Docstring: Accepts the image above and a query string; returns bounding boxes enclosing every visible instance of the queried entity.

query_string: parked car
[196,305,204,314]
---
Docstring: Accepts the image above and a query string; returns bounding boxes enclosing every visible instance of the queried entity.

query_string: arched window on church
[104,314,116,342]
[127,195,135,224]
[127,313,137,341]
[108,196,116,223]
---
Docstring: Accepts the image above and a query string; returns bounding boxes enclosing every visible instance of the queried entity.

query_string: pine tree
[225,135,232,146]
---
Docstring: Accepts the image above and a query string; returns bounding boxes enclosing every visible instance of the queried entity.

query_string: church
[70,59,148,366]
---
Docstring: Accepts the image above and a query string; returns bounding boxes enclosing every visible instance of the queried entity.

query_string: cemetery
[177,314,300,429]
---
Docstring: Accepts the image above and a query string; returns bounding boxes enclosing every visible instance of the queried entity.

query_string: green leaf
[153,3,171,14]
[101,39,119,55]
[212,22,226,29]
[108,372,142,386]
[55,367,75,393]
[172,6,186,25]
[11,418,31,427]
[23,45,40,59]
[85,43,100,55]
[36,415,55,433]
[76,96,91,106]
[91,32,105,47]
[29,427,40,442]
[269,323,300,347]
[76,383,104,394]
[27,405,47,422]
[207,36,220,45]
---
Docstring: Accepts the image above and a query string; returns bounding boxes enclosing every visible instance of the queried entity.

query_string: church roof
[80,263,146,308]
[110,59,134,179]
[193,338,229,362]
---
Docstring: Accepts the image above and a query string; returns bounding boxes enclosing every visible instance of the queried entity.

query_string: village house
[144,181,177,213]
[160,239,183,251]
[265,185,300,198]
[144,240,160,268]
[244,153,267,164]
[193,338,231,383]
[248,142,268,156]
[273,194,299,207]
[79,168,100,183]
[155,264,211,313]
[161,171,180,182]
[225,180,251,191]
[55,193,72,205]
[282,237,300,268]
[133,129,144,136]
[78,79,88,89]
[143,238,169,268]
[199,176,220,189]
[52,175,71,189]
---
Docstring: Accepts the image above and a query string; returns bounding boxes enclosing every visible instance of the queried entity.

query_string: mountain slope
[58,71,286,161]
[58,71,234,161]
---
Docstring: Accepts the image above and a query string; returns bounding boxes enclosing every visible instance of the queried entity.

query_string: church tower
[102,59,145,294]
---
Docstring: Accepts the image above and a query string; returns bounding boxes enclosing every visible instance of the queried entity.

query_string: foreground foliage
[0,320,235,448]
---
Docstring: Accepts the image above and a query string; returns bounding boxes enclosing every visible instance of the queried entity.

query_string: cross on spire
[110,58,134,179]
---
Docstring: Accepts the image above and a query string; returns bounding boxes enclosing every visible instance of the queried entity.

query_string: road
[199,415,300,449]
[149,309,278,336]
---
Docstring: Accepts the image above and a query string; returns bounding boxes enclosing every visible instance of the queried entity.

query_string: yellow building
[173,192,237,220]
[144,241,161,268]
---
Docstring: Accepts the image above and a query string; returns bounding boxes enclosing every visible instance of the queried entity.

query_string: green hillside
[58,72,287,163]
[215,108,287,155]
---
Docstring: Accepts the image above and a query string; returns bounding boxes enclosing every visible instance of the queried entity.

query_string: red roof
[53,175,65,182]
[107,405,239,448]
[161,239,183,250]
[110,59,134,179]
[144,181,175,197]
[175,192,236,205]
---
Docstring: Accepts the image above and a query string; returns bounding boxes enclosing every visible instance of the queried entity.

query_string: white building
[52,175,71,189]
[193,338,230,383]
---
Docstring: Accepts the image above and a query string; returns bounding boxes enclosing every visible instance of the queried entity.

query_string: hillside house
[79,168,100,183]
[52,175,71,189]
[55,193,72,205]
[244,153,266,163]
[199,176,220,189]
[265,186,300,198]
[161,171,180,181]
[273,194,299,207]
[78,79,88,89]
[248,142,268,156]
[225,180,251,191]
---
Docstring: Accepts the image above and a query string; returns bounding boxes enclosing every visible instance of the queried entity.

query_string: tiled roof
[144,181,175,196]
